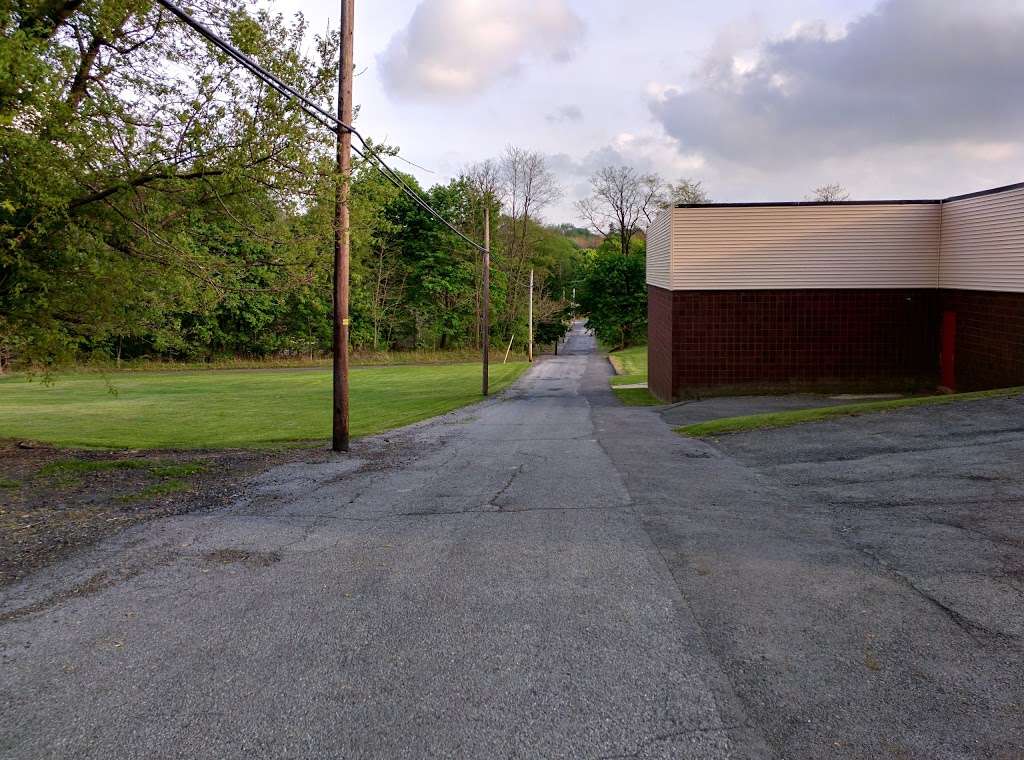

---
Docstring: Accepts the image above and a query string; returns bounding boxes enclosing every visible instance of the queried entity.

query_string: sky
[273,0,1024,223]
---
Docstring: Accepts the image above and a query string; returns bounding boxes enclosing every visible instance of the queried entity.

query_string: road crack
[489,462,525,510]
[850,542,1020,644]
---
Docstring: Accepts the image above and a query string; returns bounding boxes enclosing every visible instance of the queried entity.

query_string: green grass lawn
[677,386,1024,438]
[606,345,660,405]
[0,363,528,449]
[612,387,662,406]
[607,345,648,386]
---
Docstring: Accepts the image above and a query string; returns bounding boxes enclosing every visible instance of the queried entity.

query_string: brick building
[645,182,1024,402]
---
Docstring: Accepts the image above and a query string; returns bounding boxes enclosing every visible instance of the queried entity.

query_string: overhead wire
[154,0,488,254]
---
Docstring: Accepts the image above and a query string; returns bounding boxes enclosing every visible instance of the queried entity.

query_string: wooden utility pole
[482,205,490,395]
[332,0,354,452]
[528,268,534,362]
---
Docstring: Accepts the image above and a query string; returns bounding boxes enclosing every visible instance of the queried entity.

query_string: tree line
[2,0,755,370]
[1,0,588,370]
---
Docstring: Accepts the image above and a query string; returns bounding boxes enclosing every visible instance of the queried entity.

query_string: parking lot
[603,392,1024,758]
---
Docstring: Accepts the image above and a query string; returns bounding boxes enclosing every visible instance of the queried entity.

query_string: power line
[154,0,487,254]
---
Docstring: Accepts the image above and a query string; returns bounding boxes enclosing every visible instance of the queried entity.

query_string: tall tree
[1,0,338,366]
[496,146,559,336]
[577,166,662,256]
[576,240,647,349]
[1,1,582,366]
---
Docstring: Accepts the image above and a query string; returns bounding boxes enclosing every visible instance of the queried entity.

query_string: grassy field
[0,362,528,449]
[677,386,1024,437]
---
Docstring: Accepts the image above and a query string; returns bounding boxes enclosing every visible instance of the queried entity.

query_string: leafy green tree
[1,0,586,368]
[577,241,647,349]
[1,0,336,366]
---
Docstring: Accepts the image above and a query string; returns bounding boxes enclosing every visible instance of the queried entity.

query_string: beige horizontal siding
[645,208,672,289]
[940,187,1024,292]
[669,204,941,290]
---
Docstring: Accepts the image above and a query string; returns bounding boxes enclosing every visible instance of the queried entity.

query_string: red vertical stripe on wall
[941,310,957,390]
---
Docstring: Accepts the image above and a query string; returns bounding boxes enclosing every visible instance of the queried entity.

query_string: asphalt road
[2,323,1022,759]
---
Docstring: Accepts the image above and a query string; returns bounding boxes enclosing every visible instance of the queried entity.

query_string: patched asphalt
[2,324,1022,759]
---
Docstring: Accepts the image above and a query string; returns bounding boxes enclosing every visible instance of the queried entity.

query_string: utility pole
[482,205,490,395]
[332,0,354,452]
[528,268,534,362]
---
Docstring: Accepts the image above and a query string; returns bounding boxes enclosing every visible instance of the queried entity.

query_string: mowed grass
[677,386,1024,438]
[612,388,662,406]
[606,345,660,405]
[607,345,648,387]
[0,363,528,449]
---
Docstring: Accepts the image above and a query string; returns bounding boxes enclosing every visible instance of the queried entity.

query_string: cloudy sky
[274,0,1024,222]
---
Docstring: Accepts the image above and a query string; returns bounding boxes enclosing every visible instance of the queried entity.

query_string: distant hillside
[550,223,603,250]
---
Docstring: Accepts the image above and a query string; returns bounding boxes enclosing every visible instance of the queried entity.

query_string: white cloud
[730,54,759,76]
[695,14,763,83]
[644,81,681,103]
[545,127,708,221]
[782,18,847,43]
[609,131,706,176]
[551,129,703,181]
[651,0,1024,168]
[378,0,584,100]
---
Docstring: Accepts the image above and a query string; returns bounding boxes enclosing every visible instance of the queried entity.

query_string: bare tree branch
[808,183,851,202]
[576,166,663,255]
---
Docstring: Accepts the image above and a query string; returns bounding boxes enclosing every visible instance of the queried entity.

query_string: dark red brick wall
[648,289,940,400]
[647,285,674,401]
[942,289,1024,391]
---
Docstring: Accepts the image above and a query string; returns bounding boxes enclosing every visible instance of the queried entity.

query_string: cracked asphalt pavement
[2,323,1022,759]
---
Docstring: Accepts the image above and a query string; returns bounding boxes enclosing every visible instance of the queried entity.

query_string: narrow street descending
[0,324,767,759]
[8,2,1024,757]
